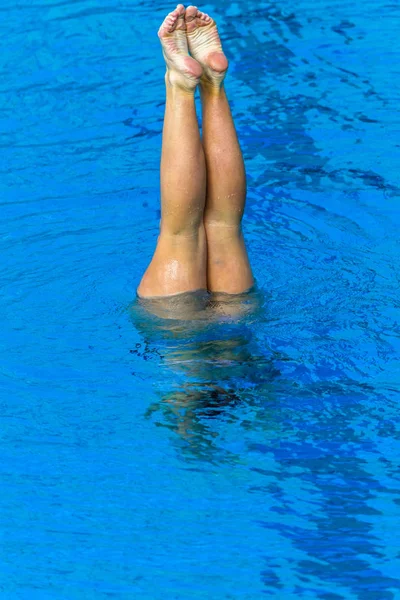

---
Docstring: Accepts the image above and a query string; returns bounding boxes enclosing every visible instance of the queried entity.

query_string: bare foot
[158,4,203,91]
[185,6,228,89]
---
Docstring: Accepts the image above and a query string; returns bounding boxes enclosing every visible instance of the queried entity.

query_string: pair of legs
[138,5,254,298]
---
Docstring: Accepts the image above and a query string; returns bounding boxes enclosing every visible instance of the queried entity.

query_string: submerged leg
[186,7,254,294]
[138,5,207,298]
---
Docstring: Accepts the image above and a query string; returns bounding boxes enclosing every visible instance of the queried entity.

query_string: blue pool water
[1,0,400,597]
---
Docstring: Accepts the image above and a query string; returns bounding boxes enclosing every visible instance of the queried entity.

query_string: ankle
[166,70,199,94]
[200,80,225,97]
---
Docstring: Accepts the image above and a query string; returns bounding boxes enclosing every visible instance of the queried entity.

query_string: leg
[138,5,207,298]
[201,85,254,294]
[186,7,254,294]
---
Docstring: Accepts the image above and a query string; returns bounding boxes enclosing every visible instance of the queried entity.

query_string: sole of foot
[185,6,229,89]
[158,4,203,92]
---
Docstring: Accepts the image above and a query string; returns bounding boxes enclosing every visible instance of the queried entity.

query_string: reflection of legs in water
[138,5,253,299]
[186,6,254,294]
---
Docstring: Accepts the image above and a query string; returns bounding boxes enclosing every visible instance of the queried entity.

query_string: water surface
[1,0,400,598]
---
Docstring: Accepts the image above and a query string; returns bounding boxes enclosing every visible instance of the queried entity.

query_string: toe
[176,13,186,31]
[158,18,173,36]
[185,6,198,21]
[175,4,185,18]
[159,7,183,36]
[176,4,186,28]
[198,11,212,24]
